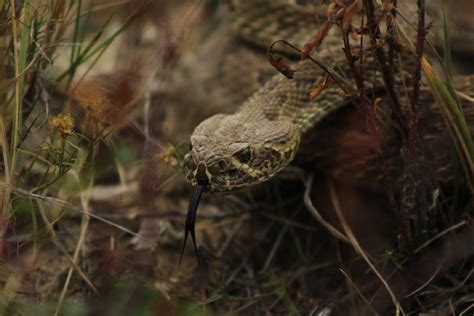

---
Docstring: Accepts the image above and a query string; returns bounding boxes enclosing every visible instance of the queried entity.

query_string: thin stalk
[409,0,425,151]
[363,0,409,140]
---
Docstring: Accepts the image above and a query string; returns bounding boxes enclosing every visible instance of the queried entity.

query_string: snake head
[182,113,301,193]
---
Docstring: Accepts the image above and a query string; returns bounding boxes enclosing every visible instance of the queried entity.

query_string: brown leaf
[426,20,435,31]
[385,2,395,11]
[342,1,360,31]
[337,7,346,20]
[375,38,385,48]
[334,0,348,8]
[326,2,338,20]
[310,75,332,99]
[300,20,332,59]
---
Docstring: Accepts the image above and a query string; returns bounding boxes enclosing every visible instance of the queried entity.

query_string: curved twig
[303,174,350,244]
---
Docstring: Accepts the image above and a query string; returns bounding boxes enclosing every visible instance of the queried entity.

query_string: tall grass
[0,0,137,313]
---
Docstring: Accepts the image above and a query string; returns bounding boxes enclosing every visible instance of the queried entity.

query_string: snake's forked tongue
[179,184,206,267]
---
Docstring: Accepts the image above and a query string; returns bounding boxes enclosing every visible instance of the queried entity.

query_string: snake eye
[188,143,193,151]
[235,148,251,163]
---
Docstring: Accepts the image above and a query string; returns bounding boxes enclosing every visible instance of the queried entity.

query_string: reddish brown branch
[362,0,417,248]
[337,7,409,251]
[363,0,410,141]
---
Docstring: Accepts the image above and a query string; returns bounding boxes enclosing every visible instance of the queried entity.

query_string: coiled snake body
[178,0,474,258]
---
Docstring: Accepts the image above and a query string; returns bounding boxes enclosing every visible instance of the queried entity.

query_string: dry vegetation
[0,0,472,315]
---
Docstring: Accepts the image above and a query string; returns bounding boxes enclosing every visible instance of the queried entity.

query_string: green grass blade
[422,59,474,191]
[10,0,32,175]
[442,7,453,84]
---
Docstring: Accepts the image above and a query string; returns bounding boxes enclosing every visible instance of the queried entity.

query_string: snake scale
[177,0,474,259]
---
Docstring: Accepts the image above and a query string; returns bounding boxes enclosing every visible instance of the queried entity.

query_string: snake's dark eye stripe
[188,143,193,151]
[235,148,251,163]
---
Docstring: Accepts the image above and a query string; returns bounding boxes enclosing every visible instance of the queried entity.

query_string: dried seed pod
[267,41,295,79]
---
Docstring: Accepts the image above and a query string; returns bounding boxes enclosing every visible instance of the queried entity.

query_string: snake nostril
[217,160,227,171]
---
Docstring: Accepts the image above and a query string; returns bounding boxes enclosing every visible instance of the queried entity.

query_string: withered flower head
[155,144,179,167]
[49,112,74,135]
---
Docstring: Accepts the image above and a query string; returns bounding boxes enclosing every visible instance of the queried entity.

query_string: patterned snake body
[177,0,474,263]
[181,1,474,193]
[183,52,416,192]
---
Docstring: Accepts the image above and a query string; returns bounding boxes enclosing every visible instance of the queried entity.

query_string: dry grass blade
[37,202,98,295]
[0,119,11,241]
[54,186,92,316]
[1,182,153,244]
[328,179,405,315]
[404,263,442,298]
[303,174,350,244]
[339,268,378,315]
[414,220,468,254]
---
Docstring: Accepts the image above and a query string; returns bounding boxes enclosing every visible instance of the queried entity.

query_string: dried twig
[340,268,378,315]
[1,182,150,243]
[363,0,409,140]
[303,174,350,244]
[267,40,355,95]
[414,220,468,254]
[338,0,413,248]
[404,263,442,298]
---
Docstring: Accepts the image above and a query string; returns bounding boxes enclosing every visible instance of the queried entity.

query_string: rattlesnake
[178,1,474,258]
